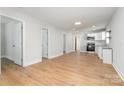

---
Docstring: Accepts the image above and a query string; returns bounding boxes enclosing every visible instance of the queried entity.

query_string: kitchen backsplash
[95,40,106,46]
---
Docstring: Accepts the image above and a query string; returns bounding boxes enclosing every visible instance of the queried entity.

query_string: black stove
[87,43,95,51]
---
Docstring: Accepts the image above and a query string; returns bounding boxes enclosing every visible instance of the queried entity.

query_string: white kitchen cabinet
[95,33,101,40]
[102,48,112,64]
[87,33,95,37]
[102,32,106,40]
[95,32,105,40]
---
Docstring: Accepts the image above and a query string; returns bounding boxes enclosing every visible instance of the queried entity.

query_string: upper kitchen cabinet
[87,33,95,37]
[86,33,95,41]
[95,31,106,40]
[86,31,106,41]
[105,30,111,45]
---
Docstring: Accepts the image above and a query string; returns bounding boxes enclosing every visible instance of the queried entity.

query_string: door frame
[63,34,66,54]
[0,15,23,67]
[42,27,48,58]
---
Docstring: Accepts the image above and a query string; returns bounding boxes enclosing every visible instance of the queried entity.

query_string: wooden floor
[0,52,124,86]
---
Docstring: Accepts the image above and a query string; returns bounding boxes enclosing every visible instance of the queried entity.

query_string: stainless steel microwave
[87,37,95,40]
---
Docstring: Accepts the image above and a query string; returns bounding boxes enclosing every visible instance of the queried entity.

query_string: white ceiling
[18,7,117,31]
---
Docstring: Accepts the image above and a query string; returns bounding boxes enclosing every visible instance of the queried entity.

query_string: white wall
[79,31,87,52]
[0,8,42,67]
[0,8,67,66]
[109,8,124,79]
[48,25,64,59]
[65,32,75,53]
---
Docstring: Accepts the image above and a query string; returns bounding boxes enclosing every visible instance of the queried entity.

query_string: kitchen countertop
[95,45,112,49]
[102,48,112,49]
[95,45,108,47]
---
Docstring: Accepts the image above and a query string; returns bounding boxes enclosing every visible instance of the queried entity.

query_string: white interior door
[42,29,48,58]
[12,23,22,65]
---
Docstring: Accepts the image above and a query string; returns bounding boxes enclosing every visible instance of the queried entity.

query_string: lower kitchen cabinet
[102,48,112,64]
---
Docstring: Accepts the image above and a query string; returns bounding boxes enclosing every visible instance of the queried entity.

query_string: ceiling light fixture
[92,25,96,28]
[92,25,96,31]
[74,22,82,25]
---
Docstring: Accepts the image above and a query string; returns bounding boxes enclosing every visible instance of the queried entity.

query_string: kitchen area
[80,28,112,64]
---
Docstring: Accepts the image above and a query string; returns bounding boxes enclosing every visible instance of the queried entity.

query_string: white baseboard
[48,53,63,59]
[112,63,124,82]
[6,56,14,61]
[80,51,87,52]
[23,58,42,67]
[1,55,14,61]
[65,50,75,53]
[1,55,6,58]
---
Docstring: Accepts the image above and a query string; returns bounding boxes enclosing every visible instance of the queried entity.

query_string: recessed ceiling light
[74,22,82,25]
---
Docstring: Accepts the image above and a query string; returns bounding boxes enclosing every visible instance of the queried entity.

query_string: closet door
[12,23,22,66]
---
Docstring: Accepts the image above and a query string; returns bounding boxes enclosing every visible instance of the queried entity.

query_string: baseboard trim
[48,53,63,59]
[1,55,6,58]
[23,58,42,67]
[1,56,14,61]
[65,50,75,54]
[80,51,87,53]
[112,63,124,82]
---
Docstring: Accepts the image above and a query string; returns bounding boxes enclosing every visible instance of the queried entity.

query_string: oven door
[87,44,95,51]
